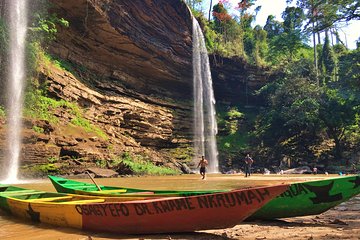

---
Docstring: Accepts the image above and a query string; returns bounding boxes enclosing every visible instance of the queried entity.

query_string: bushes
[218,106,244,135]
[115,153,180,176]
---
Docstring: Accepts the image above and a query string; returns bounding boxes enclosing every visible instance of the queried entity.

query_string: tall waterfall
[3,0,28,183]
[192,17,218,173]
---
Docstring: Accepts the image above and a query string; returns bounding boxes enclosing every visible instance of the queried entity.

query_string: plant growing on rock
[0,105,5,118]
[32,125,45,133]
[20,163,59,178]
[114,152,180,176]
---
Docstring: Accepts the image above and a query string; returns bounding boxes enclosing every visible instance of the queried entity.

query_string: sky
[200,0,359,49]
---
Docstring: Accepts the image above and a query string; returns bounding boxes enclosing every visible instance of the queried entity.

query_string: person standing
[244,154,254,177]
[197,156,208,179]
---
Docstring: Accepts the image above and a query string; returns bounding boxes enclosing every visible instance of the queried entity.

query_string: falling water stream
[192,17,218,173]
[3,0,28,183]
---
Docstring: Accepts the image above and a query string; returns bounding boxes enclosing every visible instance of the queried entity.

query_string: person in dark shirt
[244,154,254,177]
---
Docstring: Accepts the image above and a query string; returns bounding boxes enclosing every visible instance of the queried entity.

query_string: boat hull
[0,184,288,234]
[249,174,360,220]
[48,175,227,198]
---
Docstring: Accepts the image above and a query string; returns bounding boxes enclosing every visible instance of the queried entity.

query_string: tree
[320,33,336,83]
[338,46,360,90]
[264,15,283,40]
[212,0,246,52]
[283,6,305,32]
[235,0,259,61]
[235,0,257,33]
[286,0,324,83]
[318,88,358,163]
[254,65,321,164]
[289,0,358,42]
[297,0,360,32]
[212,2,233,37]
[208,0,213,21]
[334,0,360,22]
[185,0,203,11]
[266,7,306,62]
[252,25,268,65]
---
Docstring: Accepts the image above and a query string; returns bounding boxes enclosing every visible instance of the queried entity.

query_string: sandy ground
[201,196,360,240]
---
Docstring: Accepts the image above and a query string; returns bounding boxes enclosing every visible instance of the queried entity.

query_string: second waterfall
[192,17,219,173]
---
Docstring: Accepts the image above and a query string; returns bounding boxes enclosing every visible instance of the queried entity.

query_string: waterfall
[192,17,219,173]
[3,0,28,183]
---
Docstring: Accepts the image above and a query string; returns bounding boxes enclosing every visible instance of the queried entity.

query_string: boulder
[114,161,134,176]
[87,167,119,178]
[282,166,312,174]
[179,162,192,174]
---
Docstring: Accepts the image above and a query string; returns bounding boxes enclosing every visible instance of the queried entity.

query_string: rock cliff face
[210,55,271,105]
[48,0,193,99]
[43,0,194,173]
[42,63,193,150]
[0,0,273,176]
[1,0,196,177]
[0,60,194,177]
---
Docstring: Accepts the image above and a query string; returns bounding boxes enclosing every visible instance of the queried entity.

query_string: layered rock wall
[49,0,193,99]
[210,55,271,105]
[0,1,273,176]
[41,64,193,149]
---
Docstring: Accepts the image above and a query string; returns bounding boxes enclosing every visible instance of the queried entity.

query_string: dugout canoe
[249,174,360,220]
[0,184,288,234]
[48,175,227,198]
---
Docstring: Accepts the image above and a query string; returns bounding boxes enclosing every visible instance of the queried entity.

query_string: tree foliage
[338,46,360,90]
[254,71,321,163]
[254,61,359,165]
[318,88,358,161]
[264,15,283,39]
[185,0,203,12]
[320,33,336,83]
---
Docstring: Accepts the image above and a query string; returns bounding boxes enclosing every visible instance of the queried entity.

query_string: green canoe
[48,175,227,198]
[249,174,360,220]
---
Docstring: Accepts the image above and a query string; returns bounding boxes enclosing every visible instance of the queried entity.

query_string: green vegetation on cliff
[0,106,5,118]
[24,87,107,140]
[115,153,181,176]
[22,19,108,140]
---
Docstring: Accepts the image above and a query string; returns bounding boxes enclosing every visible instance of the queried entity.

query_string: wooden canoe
[0,184,288,234]
[249,174,360,220]
[48,175,227,198]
